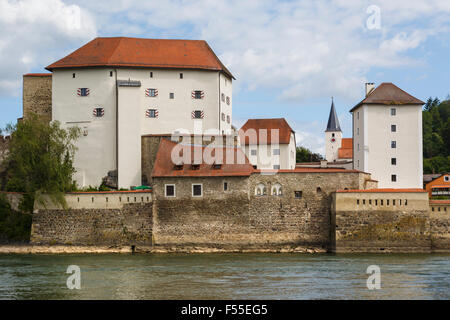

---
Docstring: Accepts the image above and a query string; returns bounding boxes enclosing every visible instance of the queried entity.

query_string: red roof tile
[350,82,424,112]
[23,73,52,77]
[254,168,361,173]
[45,37,234,79]
[336,188,427,193]
[430,200,450,204]
[239,118,295,145]
[152,139,254,177]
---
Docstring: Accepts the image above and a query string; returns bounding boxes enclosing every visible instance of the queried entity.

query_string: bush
[0,194,32,243]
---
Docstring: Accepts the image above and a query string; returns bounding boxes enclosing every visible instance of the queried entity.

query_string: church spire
[325,97,341,132]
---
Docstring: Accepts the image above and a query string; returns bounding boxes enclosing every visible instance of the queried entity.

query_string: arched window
[255,183,266,196]
[316,187,322,193]
[272,183,282,196]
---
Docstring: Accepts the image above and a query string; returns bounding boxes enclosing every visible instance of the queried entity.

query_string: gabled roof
[152,139,254,177]
[325,99,341,132]
[239,118,295,145]
[350,82,424,112]
[46,37,234,79]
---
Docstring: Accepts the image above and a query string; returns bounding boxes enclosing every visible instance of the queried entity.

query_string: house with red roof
[38,37,235,189]
[239,118,296,170]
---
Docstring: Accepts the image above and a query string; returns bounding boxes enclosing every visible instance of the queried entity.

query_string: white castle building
[45,37,234,188]
[325,99,353,164]
[351,82,424,188]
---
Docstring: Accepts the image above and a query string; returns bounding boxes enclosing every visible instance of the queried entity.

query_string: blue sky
[1,0,450,155]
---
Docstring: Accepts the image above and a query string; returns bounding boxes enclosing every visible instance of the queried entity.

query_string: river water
[0,253,449,300]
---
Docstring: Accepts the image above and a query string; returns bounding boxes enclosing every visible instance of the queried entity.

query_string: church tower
[325,98,342,162]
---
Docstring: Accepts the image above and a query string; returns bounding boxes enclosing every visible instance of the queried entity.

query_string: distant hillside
[423,97,450,173]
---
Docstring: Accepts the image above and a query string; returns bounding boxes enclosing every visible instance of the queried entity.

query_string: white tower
[325,98,342,162]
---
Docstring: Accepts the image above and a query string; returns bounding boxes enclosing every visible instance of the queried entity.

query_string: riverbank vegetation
[423,97,450,174]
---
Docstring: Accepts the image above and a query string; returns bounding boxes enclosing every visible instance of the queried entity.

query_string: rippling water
[0,253,449,299]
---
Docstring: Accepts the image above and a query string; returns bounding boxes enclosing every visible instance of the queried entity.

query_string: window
[222,113,225,121]
[170,92,174,99]
[193,90,203,99]
[72,73,76,78]
[444,176,449,182]
[357,128,359,135]
[391,108,396,116]
[369,199,372,205]
[316,187,322,193]
[192,184,202,197]
[93,107,104,117]
[251,150,257,156]
[357,199,360,205]
[165,184,175,197]
[381,199,383,206]
[180,73,183,79]
[273,149,280,155]
[391,124,396,132]
[391,141,396,148]
[295,191,302,199]
[150,72,153,78]
[332,133,335,137]
[173,164,183,170]
[357,160,360,168]
[363,199,366,205]
[221,93,225,102]
[212,163,221,169]
[255,183,266,196]
[226,96,230,105]
[391,158,397,165]
[145,88,158,97]
[192,110,204,119]
[273,165,280,170]
[110,71,113,77]
[224,182,228,191]
[272,183,282,196]
[227,115,230,124]
[391,174,397,182]
[387,199,389,205]
[145,109,158,118]
[77,88,90,96]
[393,199,396,205]
[357,112,359,119]
[191,164,200,170]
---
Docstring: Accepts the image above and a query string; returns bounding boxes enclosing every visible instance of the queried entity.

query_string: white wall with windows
[352,104,422,188]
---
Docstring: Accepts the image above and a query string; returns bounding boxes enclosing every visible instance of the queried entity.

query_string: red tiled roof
[430,200,450,204]
[336,188,427,193]
[337,138,353,159]
[350,82,424,112]
[68,190,152,194]
[23,73,52,77]
[152,139,254,177]
[430,185,450,188]
[254,168,361,174]
[239,118,295,145]
[45,37,234,79]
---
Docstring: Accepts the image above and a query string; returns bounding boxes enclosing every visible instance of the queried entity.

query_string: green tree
[296,146,323,163]
[2,114,80,211]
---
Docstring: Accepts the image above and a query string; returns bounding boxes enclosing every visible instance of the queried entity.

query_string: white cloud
[0,0,97,96]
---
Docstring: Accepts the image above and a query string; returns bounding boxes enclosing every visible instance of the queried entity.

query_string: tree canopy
[296,146,323,163]
[422,97,450,174]
[2,115,80,211]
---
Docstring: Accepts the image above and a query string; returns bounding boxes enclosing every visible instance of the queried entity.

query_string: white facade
[243,132,296,170]
[325,130,342,162]
[352,104,423,188]
[52,68,233,188]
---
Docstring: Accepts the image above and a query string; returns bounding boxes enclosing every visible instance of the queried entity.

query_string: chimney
[365,83,375,97]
